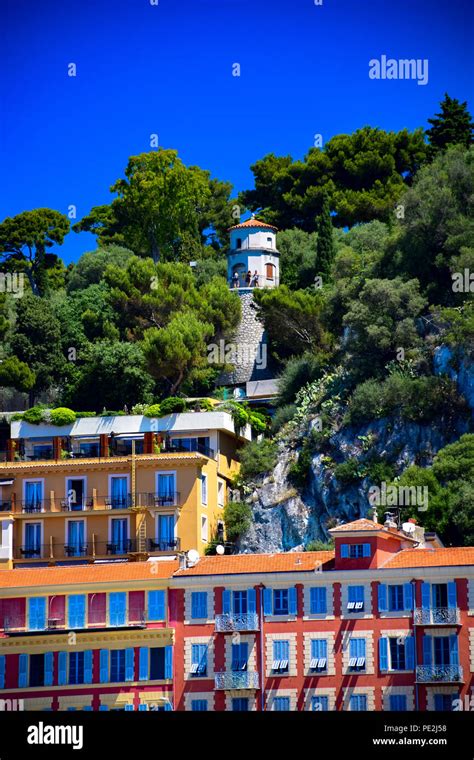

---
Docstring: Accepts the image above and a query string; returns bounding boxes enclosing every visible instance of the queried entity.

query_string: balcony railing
[147,537,181,553]
[20,500,48,513]
[94,540,133,556]
[14,544,51,560]
[165,442,215,459]
[0,500,12,512]
[416,665,463,683]
[135,492,180,508]
[215,612,260,633]
[214,671,259,690]
[414,607,460,625]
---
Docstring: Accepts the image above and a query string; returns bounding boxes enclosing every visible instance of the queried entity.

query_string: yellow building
[0,410,251,570]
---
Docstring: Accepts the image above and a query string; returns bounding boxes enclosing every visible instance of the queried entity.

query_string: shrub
[288,441,313,488]
[22,407,46,425]
[248,411,269,433]
[366,460,395,484]
[239,439,278,481]
[144,403,161,418]
[305,539,335,551]
[334,458,364,484]
[131,403,149,415]
[223,500,253,542]
[50,407,76,426]
[75,411,97,418]
[159,397,188,415]
[271,404,297,433]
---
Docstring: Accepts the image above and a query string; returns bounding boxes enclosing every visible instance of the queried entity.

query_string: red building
[0,518,473,712]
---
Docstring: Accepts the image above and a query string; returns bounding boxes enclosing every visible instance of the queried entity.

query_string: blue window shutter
[281,640,289,660]
[125,648,134,681]
[405,636,415,670]
[362,543,371,558]
[449,635,459,666]
[360,638,366,658]
[289,587,297,615]
[222,590,231,614]
[99,650,109,683]
[58,651,67,686]
[422,636,432,666]
[0,655,5,689]
[263,589,272,615]
[139,647,149,680]
[18,654,28,687]
[138,704,148,711]
[99,705,109,711]
[199,593,208,618]
[191,593,199,619]
[110,592,126,626]
[164,702,172,711]
[148,591,165,621]
[125,704,134,711]
[378,584,387,612]
[84,651,93,684]
[247,588,256,613]
[341,544,349,559]
[165,646,173,679]
[447,582,457,609]
[273,640,280,660]
[319,587,327,614]
[29,597,46,630]
[83,706,93,711]
[421,582,431,610]
[379,637,388,670]
[403,583,413,611]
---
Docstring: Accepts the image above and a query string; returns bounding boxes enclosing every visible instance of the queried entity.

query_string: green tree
[0,356,36,393]
[277,229,318,289]
[426,94,474,154]
[315,192,335,278]
[0,209,70,295]
[66,245,134,291]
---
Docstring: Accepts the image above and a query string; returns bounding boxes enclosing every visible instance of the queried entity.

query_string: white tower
[227,216,279,289]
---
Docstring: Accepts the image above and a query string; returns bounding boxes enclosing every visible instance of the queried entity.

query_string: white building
[227,216,280,289]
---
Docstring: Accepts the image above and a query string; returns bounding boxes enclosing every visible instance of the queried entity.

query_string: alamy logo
[0,271,24,298]
[207,339,267,370]
[368,482,429,512]
[0,698,24,711]
[27,722,83,750]
[369,55,429,85]
[452,269,474,292]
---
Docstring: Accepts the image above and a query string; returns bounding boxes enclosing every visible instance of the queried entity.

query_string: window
[236,238,242,249]
[222,589,257,616]
[349,695,367,712]
[389,638,406,671]
[434,694,457,712]
[110,518,128,553]
[433,636,451,666]
[309,587,327,615]
[433,583,448,608]
[201,515,208,543]
[273,697,290,711]
[191,700,208,711]
[69,652,85,685]
[157,514,175,548]
[110,476,128,509]
[263,587,297,616]
[265,263,275,280]
[233,591,248,614]
[191,592,208,619]
[150,648,165,680]
[139,646,172,680]
[109,592,127,627]
[201,474,208,505]
[388,585,404,611]
[24,481,43,510]
[110,649,134,682]
[274,589,289,615]
[148,590,165,621]
[191,644,208,676]
[349,638,366,671]
[156,473,176,506]
[310,639,328,671]
[347,585,364,612]
[272,640,289,673]
[66,520,85,557]
[232,698,248,712]
[340,543,370,559]
[311,696,328,712]
[217,480,224,507]
[28,597,46,631]
[231,643,248,671]
[0,656,5,689]
[389,694,407,711]
[29,654,45,687]
[68,595,86,628]
[65,478,86,510]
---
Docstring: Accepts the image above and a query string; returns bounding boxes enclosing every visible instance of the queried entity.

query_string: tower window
[267,236,272,244]
[266,263,275,280]
[236,238,242,249]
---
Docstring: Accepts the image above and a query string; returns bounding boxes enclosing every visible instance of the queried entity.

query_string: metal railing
[414,607,460,625]
[215,612,260,633]
[214,671,259,690]
[14,544,50,560]
[94,540,133,556]
[146,537,181,553]
[135,492,180,508]
[416,665,463,683]
[2,608,147,634]
[0,501,12,512]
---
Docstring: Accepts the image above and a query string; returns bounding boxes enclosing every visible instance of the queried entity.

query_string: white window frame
[22,478,45,511]
[64,476,88,509]
[201,514,208,543]
[201,473,208,506]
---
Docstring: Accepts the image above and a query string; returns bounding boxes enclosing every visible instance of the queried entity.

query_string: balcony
[416,665,463,683]
[2,608,146,634]
[214,671,259,690]
[215,612,260,633]
[14,544,51,560]
[135,492,181,509]
[414,607,460,625]
[146,537,181,553]
[0,500,12,512]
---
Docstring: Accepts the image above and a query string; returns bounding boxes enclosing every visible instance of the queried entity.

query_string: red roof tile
[228,217,278,232]
[0,560,178,590]
[174,551,334,576]
[383,547,474,569]
[329,518,411,542]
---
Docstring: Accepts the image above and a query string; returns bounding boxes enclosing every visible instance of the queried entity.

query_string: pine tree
[426,93,474,154]
[316,193,335,279]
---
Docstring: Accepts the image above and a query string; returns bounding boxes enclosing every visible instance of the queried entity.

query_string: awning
[0,480,14,486]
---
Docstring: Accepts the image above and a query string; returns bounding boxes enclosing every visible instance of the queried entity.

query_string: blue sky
[1,0,473,263]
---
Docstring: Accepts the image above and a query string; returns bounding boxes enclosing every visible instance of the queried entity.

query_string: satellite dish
[402,522,416,534]
[215,544,225,555]
[187,549,200,564]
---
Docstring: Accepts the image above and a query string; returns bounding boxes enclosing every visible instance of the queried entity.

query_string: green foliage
[158,397,188,415]
[49,407,76,426]
[305,538,334,551]
[315,191,335,278]
[0,356,35,392]
[0,208,70,296]
[223,500,253,542]
[143,403,161,417]
[238,439,278,482]
[271,404,297,433]
[277,228,318,289]
[277,352,329,405]
[426,94,474,154]
[334,458,364,484]
[66,245,134,292]
[21,407,45,424]
[365,459,395,484]
[288,441,313,488]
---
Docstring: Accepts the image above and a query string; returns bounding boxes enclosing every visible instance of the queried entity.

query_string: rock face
[218,290,274,386]
[238,346,474,554]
